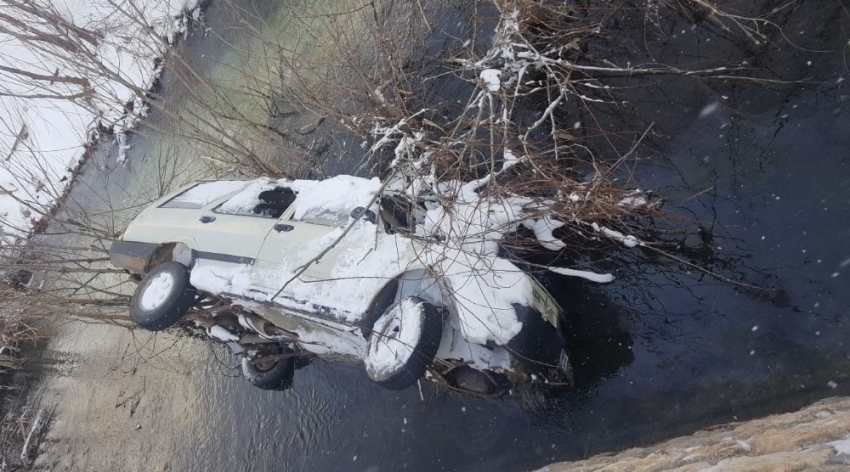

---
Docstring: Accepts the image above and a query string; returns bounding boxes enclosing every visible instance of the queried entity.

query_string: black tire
[364,297,443,390]
[242,344,295,390]
[129,261,196,331]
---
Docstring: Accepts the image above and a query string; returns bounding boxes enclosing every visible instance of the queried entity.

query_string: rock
[543,397,850,471]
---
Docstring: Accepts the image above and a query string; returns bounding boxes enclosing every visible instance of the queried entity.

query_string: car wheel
[129,261,197,331]
[447,366,503,395]
[242,344,295,390]
[364,297,442,390]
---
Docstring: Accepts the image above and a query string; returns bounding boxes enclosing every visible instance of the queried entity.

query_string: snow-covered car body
[110,175,570,390]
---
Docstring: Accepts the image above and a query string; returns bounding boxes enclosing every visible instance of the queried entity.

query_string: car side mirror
[350,206,377,224]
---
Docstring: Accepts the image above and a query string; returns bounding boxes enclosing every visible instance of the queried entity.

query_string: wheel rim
[139,271,175,311]
[365,298,425,379]
[250,345,285,373]
[252,356,278,373]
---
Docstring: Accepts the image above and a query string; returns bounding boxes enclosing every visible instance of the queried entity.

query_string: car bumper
[508,304,571,382]
[109,240,159,274]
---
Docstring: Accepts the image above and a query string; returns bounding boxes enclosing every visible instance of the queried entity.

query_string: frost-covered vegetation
[0,0,203,242]
[308,0,784,289]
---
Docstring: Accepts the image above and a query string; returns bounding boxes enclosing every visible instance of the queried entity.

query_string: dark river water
[32,1,850,471]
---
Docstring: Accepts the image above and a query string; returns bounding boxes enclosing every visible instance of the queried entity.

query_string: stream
[27,1,850,471]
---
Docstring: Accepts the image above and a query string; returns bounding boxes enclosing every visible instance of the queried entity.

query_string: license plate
[559,349,570,372]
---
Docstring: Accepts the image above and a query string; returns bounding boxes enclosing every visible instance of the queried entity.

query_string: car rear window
[159,181,247,209]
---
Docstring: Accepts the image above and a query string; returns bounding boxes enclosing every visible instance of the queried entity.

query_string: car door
[252,195,406,323]
[251,213,338,289]
[124,180,250,248]
[246,198,368,342]
[192,182,296,264]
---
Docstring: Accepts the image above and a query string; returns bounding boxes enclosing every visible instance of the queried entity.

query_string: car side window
[215,186,296,219]
[253,187,296,218]
[159,181,246,209]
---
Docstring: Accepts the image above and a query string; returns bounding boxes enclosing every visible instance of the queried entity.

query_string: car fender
[361,268,453,333]
[144,239,197,271]
[111,237,199,275]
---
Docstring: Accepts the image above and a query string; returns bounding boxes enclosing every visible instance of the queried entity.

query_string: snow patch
[522,218,566,251]
[189,261,254,299]
[209,325,239,343]
[291,175,381,225]
[548,267,614,283]
[618,191,649,209]
[590,222,640,248]
[502,149,522,171]
[216,179,276,214]
[480,69,502,92]
[829,437,850,455]
[435,315,512,371]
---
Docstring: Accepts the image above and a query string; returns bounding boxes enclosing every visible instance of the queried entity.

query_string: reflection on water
[28,0,850,471]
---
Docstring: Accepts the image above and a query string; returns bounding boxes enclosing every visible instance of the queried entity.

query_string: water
[29,1,850,471]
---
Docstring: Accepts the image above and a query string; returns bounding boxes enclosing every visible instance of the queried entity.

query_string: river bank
[0,0,202,241]
[543,396,850,471]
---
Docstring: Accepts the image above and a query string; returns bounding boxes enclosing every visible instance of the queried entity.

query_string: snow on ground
[828,436,850,455]
[0,0,200,242]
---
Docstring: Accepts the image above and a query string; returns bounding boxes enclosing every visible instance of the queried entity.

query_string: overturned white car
[110,175,570,394]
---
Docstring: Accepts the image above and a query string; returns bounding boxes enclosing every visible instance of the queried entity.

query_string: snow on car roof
[191,175,382,225]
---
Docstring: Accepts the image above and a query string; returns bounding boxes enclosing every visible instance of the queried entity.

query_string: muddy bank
[29,323,214,471]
